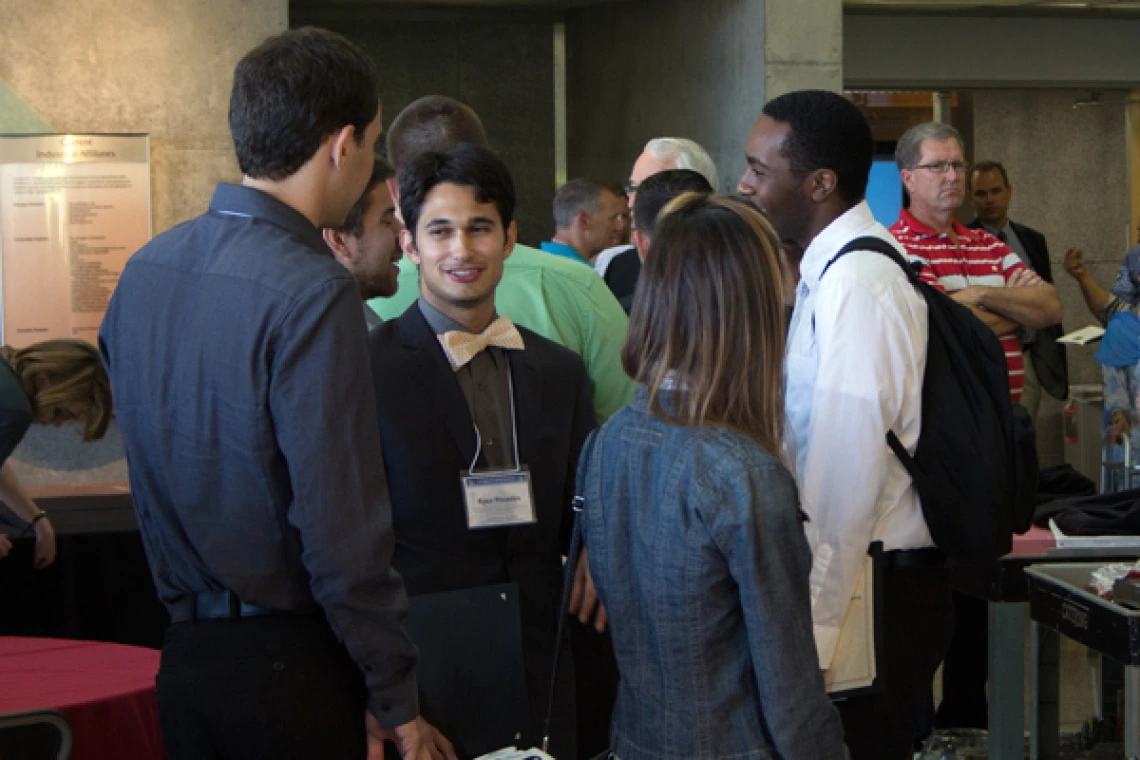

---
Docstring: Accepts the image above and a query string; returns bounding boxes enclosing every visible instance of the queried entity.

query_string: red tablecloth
[0,636,166,760]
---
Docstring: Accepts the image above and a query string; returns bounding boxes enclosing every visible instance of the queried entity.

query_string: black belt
[883,547,947,570]
[169,590,278,623]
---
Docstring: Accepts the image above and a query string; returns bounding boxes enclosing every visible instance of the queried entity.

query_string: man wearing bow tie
[368,143,595,758]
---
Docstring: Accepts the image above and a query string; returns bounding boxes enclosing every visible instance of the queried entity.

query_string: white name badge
[460,469,538,529]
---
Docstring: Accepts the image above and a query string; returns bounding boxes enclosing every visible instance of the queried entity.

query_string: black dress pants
[837,561,955,760]
[936,590,989,729]
[156,614,369,760]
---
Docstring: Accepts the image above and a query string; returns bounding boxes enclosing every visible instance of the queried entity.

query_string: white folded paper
[1057,325,1106,346]
[1048,518,1140,549]
[476,748,557,760]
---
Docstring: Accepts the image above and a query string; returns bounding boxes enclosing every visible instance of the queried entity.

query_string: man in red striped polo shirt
[890,121,1062,739]
[888,122,1061,403]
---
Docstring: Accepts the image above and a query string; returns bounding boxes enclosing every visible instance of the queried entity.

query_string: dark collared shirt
[99,183,418,725]
[418,299,515,470]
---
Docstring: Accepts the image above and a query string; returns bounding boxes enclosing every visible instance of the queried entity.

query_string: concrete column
[764,0,843,101]
[566,0,842,194]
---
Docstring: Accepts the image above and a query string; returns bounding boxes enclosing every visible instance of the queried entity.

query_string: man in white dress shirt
[737,89,952,760]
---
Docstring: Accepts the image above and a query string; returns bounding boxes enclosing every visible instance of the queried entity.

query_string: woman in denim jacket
[578,194,847,760]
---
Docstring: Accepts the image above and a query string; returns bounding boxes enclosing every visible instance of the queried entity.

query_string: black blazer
[603,246,641,315]
[968,218,1068,400]
[368,302,595,749]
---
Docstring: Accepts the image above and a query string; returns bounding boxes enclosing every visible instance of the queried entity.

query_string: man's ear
[576,210,590,231]
[329,124,356,171]
[387,177,404,227]
[807,169,839,204]
[899,168,916,197]
[400,228,421,266]
[633,229,650,262]
[322,227,349,257]
[503,221,518,261]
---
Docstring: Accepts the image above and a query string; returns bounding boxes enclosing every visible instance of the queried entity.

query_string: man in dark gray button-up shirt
[99,28,450,760]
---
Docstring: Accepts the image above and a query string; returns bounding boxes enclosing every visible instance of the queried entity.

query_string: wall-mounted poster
[0,134,150,348]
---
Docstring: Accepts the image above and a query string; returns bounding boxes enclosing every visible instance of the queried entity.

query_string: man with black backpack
[890,122,1061,731]
[738,90,950,760]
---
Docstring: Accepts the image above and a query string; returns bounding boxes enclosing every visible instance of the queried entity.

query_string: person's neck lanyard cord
[468,366,521,474]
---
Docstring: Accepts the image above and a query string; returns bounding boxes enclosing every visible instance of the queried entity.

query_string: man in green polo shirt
[369,96,635,423]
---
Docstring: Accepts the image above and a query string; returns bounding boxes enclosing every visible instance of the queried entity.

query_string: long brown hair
[0,339,113,441]
[622,193,786,456]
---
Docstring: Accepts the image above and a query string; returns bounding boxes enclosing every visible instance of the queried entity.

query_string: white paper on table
[1048,518,1140,550]
[1057,325,1106,346]
[475,748,557,760]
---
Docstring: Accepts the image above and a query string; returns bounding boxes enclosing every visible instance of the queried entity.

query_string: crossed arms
[951,268,1062,335]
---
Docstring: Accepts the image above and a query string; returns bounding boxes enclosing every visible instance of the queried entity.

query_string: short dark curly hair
[336,156,396,238]
[761,90,873,204]
[229,27,380,181]
[398,144,515,241]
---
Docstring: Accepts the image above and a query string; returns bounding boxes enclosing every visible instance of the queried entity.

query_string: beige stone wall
[0,0,288,235]
[0,0,286,482]
[973,89,1132,468]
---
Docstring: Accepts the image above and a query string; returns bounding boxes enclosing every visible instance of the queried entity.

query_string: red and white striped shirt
[889,209,1026,402]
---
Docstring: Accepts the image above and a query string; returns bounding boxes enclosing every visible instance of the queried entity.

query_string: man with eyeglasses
[594,138,719,313]
[888,122,1061,404]
[890,125,1061,743]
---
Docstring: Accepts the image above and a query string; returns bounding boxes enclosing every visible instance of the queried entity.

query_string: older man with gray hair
[888,121,1061,405]
[890,124,1061,737]
[595,137,719,310]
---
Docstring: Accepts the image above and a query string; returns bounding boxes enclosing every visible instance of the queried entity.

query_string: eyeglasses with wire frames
[913,160,967,175]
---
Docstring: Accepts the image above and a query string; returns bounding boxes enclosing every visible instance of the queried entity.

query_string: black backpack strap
[820,235,925,285]
[813,236,924,334]
[542,429,599,752]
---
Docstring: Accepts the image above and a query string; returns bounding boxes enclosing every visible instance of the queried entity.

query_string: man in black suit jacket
[369,144,595,758]
[968,160,1068,414]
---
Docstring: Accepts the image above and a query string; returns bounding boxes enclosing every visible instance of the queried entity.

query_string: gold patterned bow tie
[437,316,525,371]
